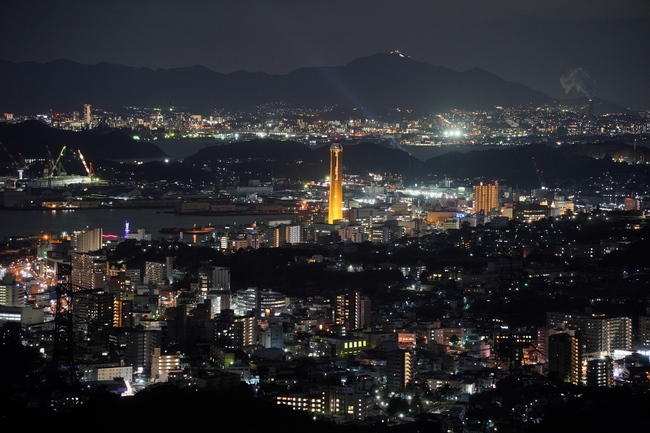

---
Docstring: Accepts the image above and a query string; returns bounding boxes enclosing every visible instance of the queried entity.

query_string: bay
[0,208,262,241]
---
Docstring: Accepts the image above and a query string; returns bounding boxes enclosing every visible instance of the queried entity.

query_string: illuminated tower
[473,182,499,215]
[83,104,92,125]
[328,142,343,224]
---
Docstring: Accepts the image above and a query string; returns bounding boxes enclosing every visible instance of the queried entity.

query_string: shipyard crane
[45,145,54,163]
[77,149,93,179]
[437,114,452,125]
[1,142,29,178]
[52,145,68,176]
[1,142,20,168]
[45,145,57,177]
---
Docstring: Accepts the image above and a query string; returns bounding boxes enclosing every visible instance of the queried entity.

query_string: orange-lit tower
[473,182,499,215]
[327,142,343,224]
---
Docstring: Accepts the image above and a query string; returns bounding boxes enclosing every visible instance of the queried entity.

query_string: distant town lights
[444,129,464,137]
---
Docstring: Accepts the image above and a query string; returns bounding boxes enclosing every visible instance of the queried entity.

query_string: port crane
[1,141,28,178]
[45,145,68,177]
[77,149,93,179]
[1,142,20,168]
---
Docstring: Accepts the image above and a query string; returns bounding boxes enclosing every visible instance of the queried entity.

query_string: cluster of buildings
[0,180,648,428]
[0,205,650,425]
[0,130,649,429]
[2,228,650,426]
[3,101,649,144]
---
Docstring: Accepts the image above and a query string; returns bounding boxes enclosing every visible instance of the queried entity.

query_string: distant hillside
[420,144,620,188]
[183,139,419,181]
[0,53,555,115]
[0,120,167,175]
[182,139,648,189]
[1,122,646,188]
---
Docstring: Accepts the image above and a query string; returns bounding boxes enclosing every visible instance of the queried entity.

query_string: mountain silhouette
[0,53,555,115]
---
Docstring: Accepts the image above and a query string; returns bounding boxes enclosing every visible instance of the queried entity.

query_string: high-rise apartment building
[113,298,133,328]
[84,104,92,125]
[212,266,231,290]
[0,285,26,307]
[386,349,413,393]
[473,182,499,215]
[285,225,302,244]
[151,348,181,382]
[586,357,612,388]
[637,316,650,348]
[74,290,115,337]
[126,325,162,377]
[360,296,371,330]
[144,261,167,285]
[206,290,231,318]
[213,309,257,349]
[333,291,370,331]
[74,227,103,253]
[546,312,632,355]
[71,253,106,291]
[339,225,364,243]
[235,287,287,316]
[547,332,581,385]
[259,322,284,349]
[328,142,343,224]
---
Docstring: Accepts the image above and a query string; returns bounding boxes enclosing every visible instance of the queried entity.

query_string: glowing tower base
[328,143,343,224]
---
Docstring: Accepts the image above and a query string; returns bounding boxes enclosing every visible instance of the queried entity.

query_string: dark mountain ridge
[0,53,555,115]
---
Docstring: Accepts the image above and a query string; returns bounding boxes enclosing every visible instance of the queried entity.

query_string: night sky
[1,0,649,108]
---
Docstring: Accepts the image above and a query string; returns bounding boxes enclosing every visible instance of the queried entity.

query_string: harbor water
[0,208,265,241]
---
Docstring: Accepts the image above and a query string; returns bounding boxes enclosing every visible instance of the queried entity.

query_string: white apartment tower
[145,261,167,285]
[74,228,103,253]
[84,104,92,125]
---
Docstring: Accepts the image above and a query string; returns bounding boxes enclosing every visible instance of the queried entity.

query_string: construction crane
[77,149,93,179]
[45,145,56,177]
[1,141,20,168]
[45,145,55,162]
[52,145,67,176]
[437,114,452,126]
[1,142,28,178]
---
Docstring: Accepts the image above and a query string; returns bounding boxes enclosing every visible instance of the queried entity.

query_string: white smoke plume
[560,68,595,100]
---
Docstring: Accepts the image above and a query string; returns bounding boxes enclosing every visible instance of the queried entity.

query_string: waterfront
[0,208,265,241]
